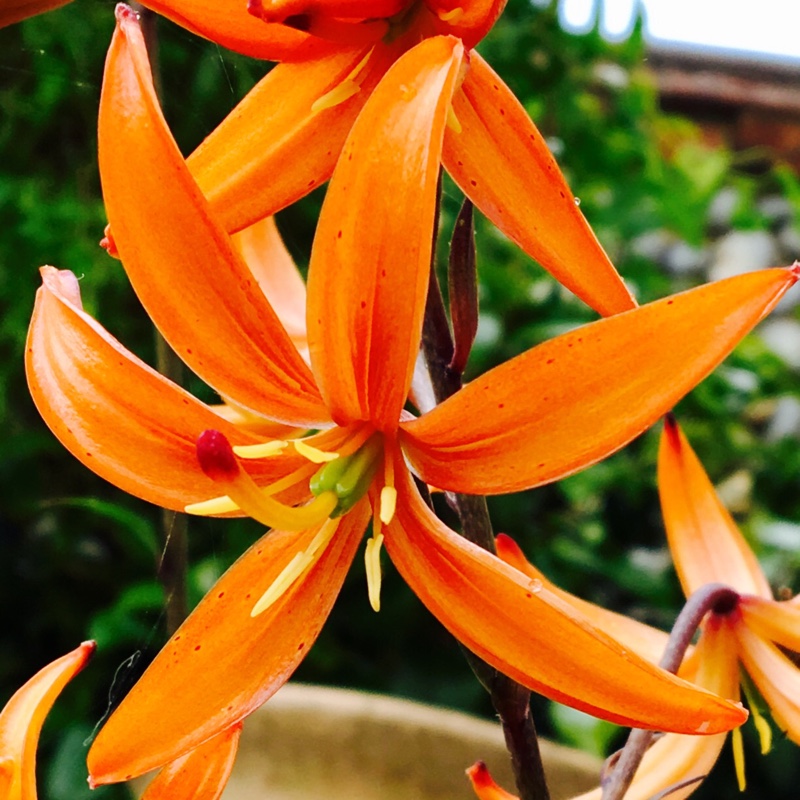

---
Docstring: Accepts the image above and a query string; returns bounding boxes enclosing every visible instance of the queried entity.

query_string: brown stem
[420,179,549,800]
[601,583,740,800]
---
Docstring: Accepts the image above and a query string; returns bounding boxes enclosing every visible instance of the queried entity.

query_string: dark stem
[601,583,740,800]
[420,179,549,800]
[130,2,189,636]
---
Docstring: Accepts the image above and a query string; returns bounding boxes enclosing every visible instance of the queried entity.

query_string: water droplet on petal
[574,197,581,206]
[528,578,543,594]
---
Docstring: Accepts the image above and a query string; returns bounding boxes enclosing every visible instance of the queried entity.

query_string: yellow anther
[379,486,397,525]
[294,439,340,464]
[742,680,772,755]
[732,726,746,792]
[251,518,341,616]
[365,532,384,613]
[446,104,462,134]
[233,440,288,458]
[437,6,464,22]
[312,81,361,113]
[185,495,239,516]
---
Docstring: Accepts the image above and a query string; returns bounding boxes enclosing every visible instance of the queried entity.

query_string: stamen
[311,434,383,516]
[379,486,397,525]
[437,6,464,22]
[251,518,341,616]
[233,440,288,458]
[446,104,462,134]
[293,439,339,463]
[311,47,374,114]
[365,532,384,612]
[732,726,746,791]
[185,495,239,516]
[193,429,337,530]
[741,680,772,755]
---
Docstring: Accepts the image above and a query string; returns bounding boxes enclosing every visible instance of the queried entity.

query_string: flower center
[188,427,398,614]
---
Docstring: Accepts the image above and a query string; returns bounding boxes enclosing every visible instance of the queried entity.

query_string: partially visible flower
[137,724,242,800]
[27,7,795,790]
[473,413,800,800]
[0,641,95,800]
[122,0,638,316]
[659,415,800,785]
[0,0,70,28]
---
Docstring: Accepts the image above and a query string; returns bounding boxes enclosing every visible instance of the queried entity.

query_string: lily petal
[443,53,635,317]
[231,217,308,354]
[26,268,309,510]
[0,0,70,27]
[736,621,800,744]
[384,468,746,734]
[189,44,394,234]
[658,417,772,599]
[574,615,740,800]
[88,501,370,783]
[400,266,799,494]
[495,534,671,664]
[308,36,465,430]
[100,7,327,426]
[0,641,95,800]
[138,0,331,61]
[740,595,800,653]
[138,725,242,800]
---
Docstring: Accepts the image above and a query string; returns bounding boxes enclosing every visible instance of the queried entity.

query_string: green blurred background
[2,0,800,796]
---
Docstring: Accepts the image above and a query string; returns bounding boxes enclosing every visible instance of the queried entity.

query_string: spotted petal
[384,467,746,734]
[443,53,635,316]
[401,267,799,494]
[26,268,309,510]
[308,35,465,430]
[100,8,327,425]
[88,501,370,783]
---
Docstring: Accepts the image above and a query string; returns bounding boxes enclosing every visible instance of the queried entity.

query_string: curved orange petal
[658,417,772,599]
[100,8,327,426]
[740,596,800,652]
[400,266,799,494]
[466,761,518,800]
[384,467,746,734]
[0,0,70,27]
[0,641,95,800]
[307,36,465,431]
[231,216,308,355]
[189,44,394,234]
[26,268,308,510]
[88,501,369,784]
[443,53,635,317]
[495,534,671,664]
[138,725,242,800]
[138,0,331,61]
[736,621,800,745]
[573,615,740,800]
[427,0,507,48]
[253,0,405,19]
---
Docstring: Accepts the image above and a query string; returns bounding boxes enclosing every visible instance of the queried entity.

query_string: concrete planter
[136,684,602,799]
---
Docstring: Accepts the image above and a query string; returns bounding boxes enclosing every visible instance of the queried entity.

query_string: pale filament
[251,517,342,616]
[311,47,375,113]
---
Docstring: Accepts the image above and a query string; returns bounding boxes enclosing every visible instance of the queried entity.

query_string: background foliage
[2,0,800,797]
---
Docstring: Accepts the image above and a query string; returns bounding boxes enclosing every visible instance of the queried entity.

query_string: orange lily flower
[129,0,637,316]
[0,641,95,800]
[0,0,71,27]
[470,536,741,800]
[26,7,797,787]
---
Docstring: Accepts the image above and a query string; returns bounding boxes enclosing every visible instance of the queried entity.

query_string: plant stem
[420,182,550,800]
[601,583,740,800]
